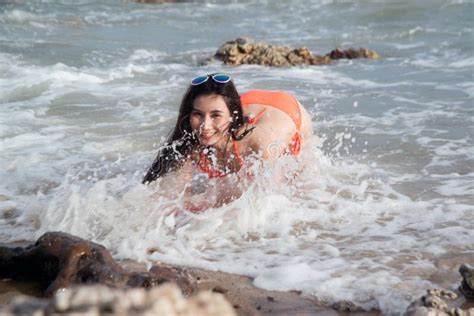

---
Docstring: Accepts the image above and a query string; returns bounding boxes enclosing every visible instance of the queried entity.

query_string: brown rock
[213,37,378,67]
[406,287,472,316]
[327,48,380,60]
[459,264,474,299]
[0,232,193,297]
[406,264,474,315]
[214,37,329,67]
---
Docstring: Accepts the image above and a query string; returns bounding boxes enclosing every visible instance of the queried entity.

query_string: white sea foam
[0,9,56,25]
[388,42,425,50]
[23,138,469,314]
[449,56,474,68]
[458,82,474,98]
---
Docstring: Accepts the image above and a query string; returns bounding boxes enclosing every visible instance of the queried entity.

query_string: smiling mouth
[200,133,215,139]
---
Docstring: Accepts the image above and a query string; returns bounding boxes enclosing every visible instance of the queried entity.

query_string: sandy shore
[2,236,471,315]
[1,257,380,315]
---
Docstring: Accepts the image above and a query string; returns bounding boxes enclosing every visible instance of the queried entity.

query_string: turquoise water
[1,0,473,313]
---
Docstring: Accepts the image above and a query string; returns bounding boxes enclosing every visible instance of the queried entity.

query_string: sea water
[1,0,473,313]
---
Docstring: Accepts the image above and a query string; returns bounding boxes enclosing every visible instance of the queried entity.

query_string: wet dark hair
[143,74,253,183]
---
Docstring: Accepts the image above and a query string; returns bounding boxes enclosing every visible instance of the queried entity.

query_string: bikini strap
[288,132,301,156]
[198,141,245,178]
[198,152,226,178]
[246,108,267,124]
[241,90,302,130]
[232,140,244,167]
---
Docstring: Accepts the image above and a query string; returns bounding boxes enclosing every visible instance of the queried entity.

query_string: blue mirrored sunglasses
[191,74,232,86]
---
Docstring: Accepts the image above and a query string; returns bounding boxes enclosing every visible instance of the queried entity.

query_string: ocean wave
[0,9,56,25]
[449,56,474,68]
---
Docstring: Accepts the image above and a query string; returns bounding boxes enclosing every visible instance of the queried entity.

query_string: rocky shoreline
[1,232,473,315]
[0,232,369,315]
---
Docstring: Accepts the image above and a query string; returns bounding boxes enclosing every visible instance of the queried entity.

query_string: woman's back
[238,90,313,158]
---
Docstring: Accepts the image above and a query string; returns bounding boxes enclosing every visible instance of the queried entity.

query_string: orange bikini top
[240,90,302,130]
[242,90,302,157]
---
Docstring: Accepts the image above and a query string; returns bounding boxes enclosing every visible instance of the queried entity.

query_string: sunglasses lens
[191,75,209,86]
[212,74,231,83]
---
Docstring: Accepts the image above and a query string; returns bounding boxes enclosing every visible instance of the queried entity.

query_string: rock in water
[214,37,330,66]
[213,37,379,67]
[327,48,381,60]
[0,231,193,296]
[406,264,474,316]
[459,264,474,299]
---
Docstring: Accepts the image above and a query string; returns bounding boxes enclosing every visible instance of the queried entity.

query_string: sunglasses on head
[191,74,232,86]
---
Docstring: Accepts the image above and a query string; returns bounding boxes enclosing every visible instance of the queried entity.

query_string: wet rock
[331,300,359,312]
[406,265,474,315]
[327,48,380,60]
[0,232,193,297]
[213,37,379,67]
[406,288,473,316]
[0,283,236,316]
[459,264,474,300]
[214,37,330,67]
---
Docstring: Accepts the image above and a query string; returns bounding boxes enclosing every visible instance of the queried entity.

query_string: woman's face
[190,94,232,148]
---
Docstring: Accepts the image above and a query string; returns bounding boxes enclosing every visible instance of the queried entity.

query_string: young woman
[143,74,313,209]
